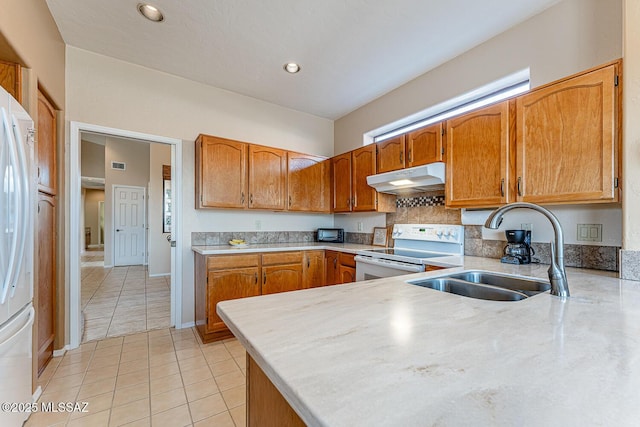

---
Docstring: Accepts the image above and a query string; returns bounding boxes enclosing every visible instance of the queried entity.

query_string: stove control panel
[392,224,464,244]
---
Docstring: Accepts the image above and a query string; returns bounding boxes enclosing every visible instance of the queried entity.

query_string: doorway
[70,122,182,349]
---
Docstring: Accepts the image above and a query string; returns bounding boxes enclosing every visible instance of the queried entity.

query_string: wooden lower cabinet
[262,264,303,295]
[303,250,325,288]
[247,355,305,427]
[338,252,356,284]
[195,253,261,343]
[325,251,339,286]
[37,193,56,375]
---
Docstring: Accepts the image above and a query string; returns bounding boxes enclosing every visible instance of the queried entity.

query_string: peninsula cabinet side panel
[247,355,305,427]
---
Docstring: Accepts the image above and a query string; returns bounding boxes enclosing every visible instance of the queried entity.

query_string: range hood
[366,162,445,194]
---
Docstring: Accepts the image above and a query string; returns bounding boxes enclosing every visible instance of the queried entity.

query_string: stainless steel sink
[406,270,550,301]
[447,271,551,297]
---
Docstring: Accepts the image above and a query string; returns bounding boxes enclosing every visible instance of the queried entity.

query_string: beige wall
[148,144,171,276]
[335,0,622,154]
[83,189,104,246]
[65,46,335,327]
[104,137,151,266]
[0,0,65,109]
[623,0,640,250]
[81,140,106,178]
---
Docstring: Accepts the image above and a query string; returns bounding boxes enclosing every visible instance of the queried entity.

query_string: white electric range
[355,224,464,281]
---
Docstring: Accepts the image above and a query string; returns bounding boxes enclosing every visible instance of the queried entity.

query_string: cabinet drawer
[262,251,303,266]
[339,252,356,268]
[207,254,260,270]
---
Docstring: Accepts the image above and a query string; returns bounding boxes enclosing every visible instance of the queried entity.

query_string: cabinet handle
[408,148,412,163]
[400,151,403,164]
[307,257,310,268]
[241,192,245,204]
[289,195,292,207]
[500,178,505,197]
[250,194,253,205]
[352,197,356,209]
[334,258,337,268]
[517,177,522,197]
[263,271,266,284]
[255,273,258,284]
[347,198,350,207]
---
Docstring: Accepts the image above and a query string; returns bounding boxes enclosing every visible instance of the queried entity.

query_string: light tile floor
[29,328,247,427]
[81,251,171,342]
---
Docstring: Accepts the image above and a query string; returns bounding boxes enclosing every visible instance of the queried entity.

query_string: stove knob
[436,229,443,238]
[449,228,457,238]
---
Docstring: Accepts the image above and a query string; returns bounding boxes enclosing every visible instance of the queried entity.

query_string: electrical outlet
[577,224,602,242]
[521,223,532,231]
[357,222,363,232]
[255,220,262,230]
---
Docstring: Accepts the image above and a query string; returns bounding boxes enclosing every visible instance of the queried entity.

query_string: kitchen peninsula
[218,257,640,426]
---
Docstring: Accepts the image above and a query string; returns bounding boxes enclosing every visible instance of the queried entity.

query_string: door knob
[116,229,123,232]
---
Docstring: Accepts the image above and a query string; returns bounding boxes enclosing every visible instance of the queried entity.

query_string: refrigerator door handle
[8,114,29,299]
[0,107,20,304]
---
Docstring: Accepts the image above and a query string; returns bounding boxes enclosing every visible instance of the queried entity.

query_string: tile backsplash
[192,231,315,246]
[387,190,620,272]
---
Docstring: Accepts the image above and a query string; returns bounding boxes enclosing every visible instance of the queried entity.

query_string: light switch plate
[577,224,602,242]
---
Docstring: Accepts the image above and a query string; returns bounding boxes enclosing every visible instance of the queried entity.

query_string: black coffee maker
[501,230,535,264]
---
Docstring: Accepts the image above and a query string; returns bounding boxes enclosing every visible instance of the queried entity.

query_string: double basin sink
[406,270,551,302]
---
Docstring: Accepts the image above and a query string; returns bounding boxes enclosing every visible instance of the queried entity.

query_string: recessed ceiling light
[283,63,301,74]
[138,3,164,22]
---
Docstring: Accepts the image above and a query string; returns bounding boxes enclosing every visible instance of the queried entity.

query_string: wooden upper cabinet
[516,63,618,204]
[0,60,21,103]
[287,152,330,212]
[445,101,512,208]
[332,152,352,212]
[376,135,405,173]
[352,145,378,211]
[37,90,57,196]
[249,145,287,210]
[406,122,444,167]
[196,135,248,208]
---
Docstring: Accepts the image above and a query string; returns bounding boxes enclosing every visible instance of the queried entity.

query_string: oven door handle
[354,255,424,273]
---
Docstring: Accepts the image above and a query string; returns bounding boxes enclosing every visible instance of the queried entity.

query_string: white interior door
[113,185,146,266]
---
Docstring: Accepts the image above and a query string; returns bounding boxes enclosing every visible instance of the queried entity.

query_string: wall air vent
[111,161,126,171]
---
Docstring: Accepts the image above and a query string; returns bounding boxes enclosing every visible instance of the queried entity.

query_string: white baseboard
[148,272,170,278]
[179,321,195,329]
[88,244,103,249]
[32,386,42,403]
[53,347,68,357]
[103,264,114,268]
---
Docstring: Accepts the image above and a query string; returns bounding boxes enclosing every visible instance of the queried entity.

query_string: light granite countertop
[218,256,640,427]
[192,242,380,255]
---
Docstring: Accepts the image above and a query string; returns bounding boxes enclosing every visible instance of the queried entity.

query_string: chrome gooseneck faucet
[484,202,570,298]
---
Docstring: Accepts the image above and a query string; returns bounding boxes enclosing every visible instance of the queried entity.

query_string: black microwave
[316,228,344,243]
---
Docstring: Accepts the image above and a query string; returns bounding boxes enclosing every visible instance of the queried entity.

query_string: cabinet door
[37,193,56,374]
[197,135,248,208]
[303,251,325,288]
[249,145,287,210]
[325,251,339,286]
[0,60,21,102]
[37,90,57,196]
[287,153,330,212]
[332,152,352,212]
[352,145,377,211]
[338,265,356,284]
[445,101,511,208]
[516,64,618,203]
[207,267,260,333]
[407,122,443,167]
[262,264,303,295]
[376,135,405,173]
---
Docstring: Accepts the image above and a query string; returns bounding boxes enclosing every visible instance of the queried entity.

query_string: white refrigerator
[0,86,36,426]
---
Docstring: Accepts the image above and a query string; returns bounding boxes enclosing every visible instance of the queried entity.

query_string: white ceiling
[46,0,559,119]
